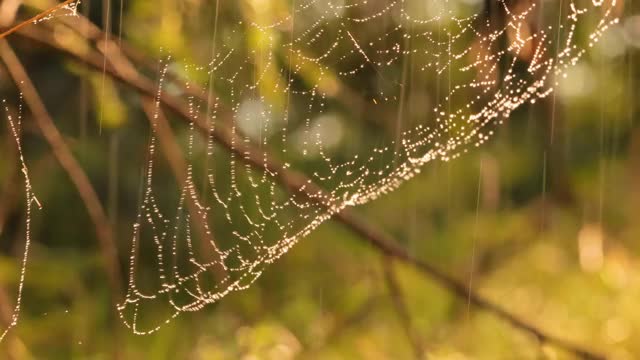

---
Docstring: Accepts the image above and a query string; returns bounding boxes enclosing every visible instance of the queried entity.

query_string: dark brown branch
[12,21,606,360]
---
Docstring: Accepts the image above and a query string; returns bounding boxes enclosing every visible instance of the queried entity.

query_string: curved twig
[0,0,76,40]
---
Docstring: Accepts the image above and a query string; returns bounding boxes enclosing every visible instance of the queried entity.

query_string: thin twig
[0,0,76,40]
[382,257,424,359]
[13,22,606,360]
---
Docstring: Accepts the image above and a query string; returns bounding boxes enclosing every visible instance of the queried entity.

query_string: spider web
[110,0,617,333]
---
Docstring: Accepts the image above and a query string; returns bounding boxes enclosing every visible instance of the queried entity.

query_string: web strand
[1,98,41,342]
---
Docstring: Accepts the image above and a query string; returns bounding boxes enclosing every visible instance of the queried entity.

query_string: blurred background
[0,0,639,358]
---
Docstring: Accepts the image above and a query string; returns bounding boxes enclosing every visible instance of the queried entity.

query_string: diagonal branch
[13,22,605,360]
